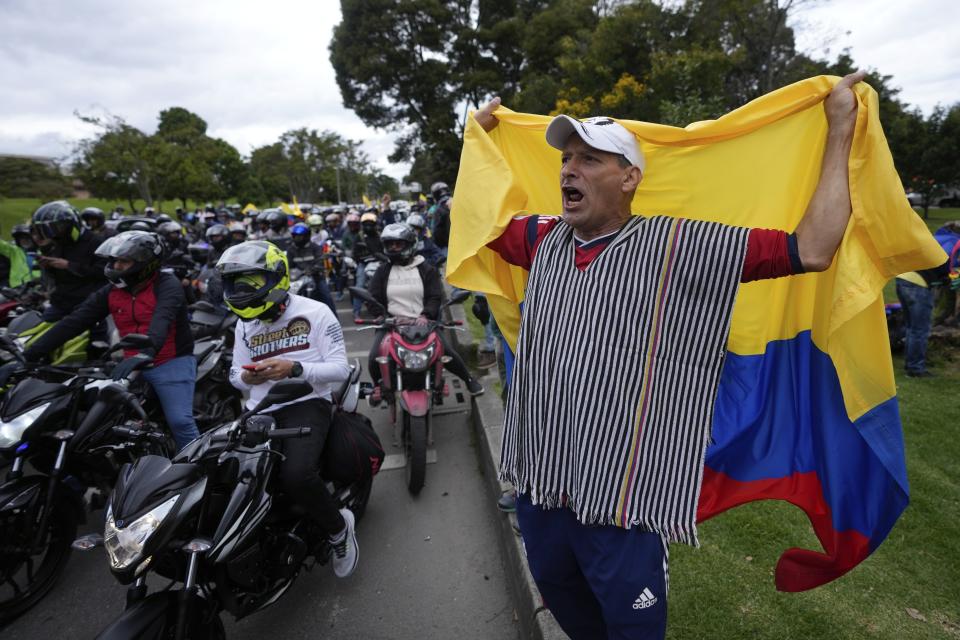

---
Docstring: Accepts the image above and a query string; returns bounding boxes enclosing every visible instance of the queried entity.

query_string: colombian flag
[446,76,946,591]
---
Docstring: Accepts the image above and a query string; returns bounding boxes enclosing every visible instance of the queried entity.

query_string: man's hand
[250,358,296,381]
[824,70,866,135]
[37,256,69,270]
[474,97,501,133]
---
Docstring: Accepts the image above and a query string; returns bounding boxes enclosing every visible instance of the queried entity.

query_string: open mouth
[562,186,584,206]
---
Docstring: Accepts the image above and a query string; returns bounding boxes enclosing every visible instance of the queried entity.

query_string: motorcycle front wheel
[0,494,78,624]
[405,413,427,495]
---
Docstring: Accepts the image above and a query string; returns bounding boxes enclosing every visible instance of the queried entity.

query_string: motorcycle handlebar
[268,427,312,439]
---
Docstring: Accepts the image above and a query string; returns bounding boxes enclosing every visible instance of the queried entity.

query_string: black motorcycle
[92,368,373,639]
[0,337,169,623]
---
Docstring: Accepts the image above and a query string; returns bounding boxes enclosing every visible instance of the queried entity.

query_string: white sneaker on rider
[329,508,359,578]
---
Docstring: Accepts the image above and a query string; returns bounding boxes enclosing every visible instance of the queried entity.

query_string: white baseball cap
[545,115,645,172]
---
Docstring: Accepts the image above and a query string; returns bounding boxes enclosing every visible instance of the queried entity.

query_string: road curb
[445,300,567,640]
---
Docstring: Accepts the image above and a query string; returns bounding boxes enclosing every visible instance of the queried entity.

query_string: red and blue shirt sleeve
[487,216,804,282]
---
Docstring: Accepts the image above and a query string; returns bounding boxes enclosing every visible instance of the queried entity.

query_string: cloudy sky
[1,0,956,182]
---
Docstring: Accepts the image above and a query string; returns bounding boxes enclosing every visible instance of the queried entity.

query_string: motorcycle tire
[0,494,78,624]
[405,414,427,495]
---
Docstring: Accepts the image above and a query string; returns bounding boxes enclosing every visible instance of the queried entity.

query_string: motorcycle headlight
[396,344,435,371]
[104,495,178,570]
[0,403,48,449]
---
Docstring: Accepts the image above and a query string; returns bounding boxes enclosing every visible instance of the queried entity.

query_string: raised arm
[793,70,866,272]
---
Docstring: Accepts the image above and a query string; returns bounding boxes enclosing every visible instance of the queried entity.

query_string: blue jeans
[142,355,200,450]
[896,279,934,373]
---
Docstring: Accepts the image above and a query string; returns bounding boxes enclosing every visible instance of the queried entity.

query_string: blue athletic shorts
[517,493,668,640]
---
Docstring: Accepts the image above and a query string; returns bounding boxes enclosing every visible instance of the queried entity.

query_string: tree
[73,113,155,209]
[247,128,374,205]
[0,157,71,199]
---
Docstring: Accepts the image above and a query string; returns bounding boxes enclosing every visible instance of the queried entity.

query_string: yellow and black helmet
[216,241,289,321]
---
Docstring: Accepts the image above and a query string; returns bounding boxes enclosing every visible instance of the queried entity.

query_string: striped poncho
[501,215,749,546]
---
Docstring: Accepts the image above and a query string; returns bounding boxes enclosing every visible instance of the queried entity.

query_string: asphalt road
[4,296,520,640]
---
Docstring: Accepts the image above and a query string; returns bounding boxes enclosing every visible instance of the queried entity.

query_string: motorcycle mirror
[348,287,386,316]
[189,300,216,313]
[447,289,471,306]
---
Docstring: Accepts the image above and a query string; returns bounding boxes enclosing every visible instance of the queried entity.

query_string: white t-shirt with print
[229,294,350,410]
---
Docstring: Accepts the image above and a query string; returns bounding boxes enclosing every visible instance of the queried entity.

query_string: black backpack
[323,410,385,483]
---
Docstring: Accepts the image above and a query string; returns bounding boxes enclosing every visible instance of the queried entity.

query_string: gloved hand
[415,315,430,326]
[472,295,490,325]
[112,353,154,381]
[0,362,25,387]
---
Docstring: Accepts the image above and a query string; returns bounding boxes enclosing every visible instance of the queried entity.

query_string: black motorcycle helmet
[96,231,164,289]
[188,241,212,264]
[290,222,310,248]
[265,210,287,233]
[157,221,184,249]
[256,211,271,232]
[381,223,417,265]
[80,207,106,230]
[11,223,35,250]
[205,224,229,251]
[430,181,450,202]
[31,201,82,243]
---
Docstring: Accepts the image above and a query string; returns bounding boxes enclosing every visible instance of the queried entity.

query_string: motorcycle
[0,335,170,623]
[350,286,469,494]
[89,366,373,639]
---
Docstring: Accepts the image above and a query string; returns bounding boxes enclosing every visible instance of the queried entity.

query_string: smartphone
[242,364,259,371]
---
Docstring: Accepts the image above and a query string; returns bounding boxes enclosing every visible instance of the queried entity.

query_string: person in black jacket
[366,223,482,405]
[30,201,109,346]
[22,231,200,450]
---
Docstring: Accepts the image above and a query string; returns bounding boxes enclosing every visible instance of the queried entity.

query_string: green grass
[667,347,960,639]
[0,197,260,236]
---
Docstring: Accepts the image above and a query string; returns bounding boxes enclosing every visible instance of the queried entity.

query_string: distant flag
[362,194,372,208]
[419,193,427,203]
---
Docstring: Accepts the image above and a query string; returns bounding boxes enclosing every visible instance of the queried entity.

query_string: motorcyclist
[219,241,357,578]
[11,224,38,273]
[264,210,292,250]
[30,201,108,337]
[158,221,196,297]
[350,212,384,322]
[324,213,344,242]
[342,212,362,256]
[406,214,444,266]
[205,224,231,264]
[366,223,483,403]
[80,207,113,240]
[287,223,337,316]
[307,214,328,247]
[429,181,453,249]
[228,221,247,246]
[22,231,200,450]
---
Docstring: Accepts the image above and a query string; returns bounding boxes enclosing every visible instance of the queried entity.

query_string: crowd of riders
[0,180,488,605]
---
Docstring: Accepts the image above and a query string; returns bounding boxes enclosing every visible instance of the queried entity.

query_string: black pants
[368,328,472,386]
[271,398,344,537]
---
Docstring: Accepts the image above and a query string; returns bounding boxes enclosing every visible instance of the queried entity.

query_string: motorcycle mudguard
[0,475,44,512]
[95,591,177,640]
[400,390,430,417]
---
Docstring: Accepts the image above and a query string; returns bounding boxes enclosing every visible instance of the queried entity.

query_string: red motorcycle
[351,287,469,494]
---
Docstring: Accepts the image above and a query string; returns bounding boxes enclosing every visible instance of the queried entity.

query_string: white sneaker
[329,508,359,578]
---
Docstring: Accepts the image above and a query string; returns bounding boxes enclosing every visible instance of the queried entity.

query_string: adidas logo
[632,587,658,610]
